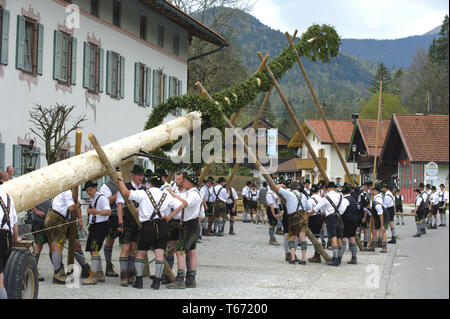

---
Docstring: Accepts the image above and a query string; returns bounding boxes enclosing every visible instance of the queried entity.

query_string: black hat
[304,179,311,184]
[183,172,199,186]
[131,164,145,175]
[311,184,319,193]
[145,168,154,177]
[431,186,437,190]
[262,181,268,187]
[288,181,299,189]
[156,168,168,177]
[440,184,445,187]
[148,174,164,188]
[82,180,98,191]
[326,182,337,189]
[419,183,425,188]
[217,177,226,184]
[246,181,252,186]
[425,184,431,189]
[342,185,352,194]
[413,188,421,193]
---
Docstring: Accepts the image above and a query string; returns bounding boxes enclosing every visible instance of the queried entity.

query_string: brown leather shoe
[120,270,128,287]
[308,252,321,263]
[97,271,106,283]
[204,229,214,236]
[82,272,97,285]
[128,269,136,285]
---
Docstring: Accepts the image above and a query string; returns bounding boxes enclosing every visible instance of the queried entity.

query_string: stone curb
[376,243,398,299]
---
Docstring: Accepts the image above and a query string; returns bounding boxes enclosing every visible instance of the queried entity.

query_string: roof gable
[289,120,354,147]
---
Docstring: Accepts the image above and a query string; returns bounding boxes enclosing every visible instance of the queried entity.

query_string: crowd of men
[1,163,449,298]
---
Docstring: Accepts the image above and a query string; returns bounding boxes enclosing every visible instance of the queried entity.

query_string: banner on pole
[267,129,278,157]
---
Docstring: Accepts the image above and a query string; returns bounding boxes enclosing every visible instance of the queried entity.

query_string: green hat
[131,164,145,175]
[217,177,226,184]
[326,182,337,189]
[82,180,98,191]
[156,168,168,177]
[184,172,199,186]
[342,185,352,194]
[145,168,154,177]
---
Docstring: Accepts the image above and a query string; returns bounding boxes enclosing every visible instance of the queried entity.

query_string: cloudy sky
[250,0,449,39]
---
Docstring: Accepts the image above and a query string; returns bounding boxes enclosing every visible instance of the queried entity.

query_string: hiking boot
[421,228,426,235]
[81,272,97,285]
[326,257,339,267]
[396,222,400,225]
[185,273,197,288]
[366,245,376,251]
[167,275,185,289]
[413,233,421,237]
[285,253,291,262]
[81,264,91,279]
[269,237,279,245]
[96,271,106,283]
[128,270,136,285]
[52,268,67,285]
[204,229,214,236]
[289,260,297,265]
[380,246,388,253]
[133,276,143,289]
[388,237,396,244]
[151,277,161,290]
[161,275,170,285]
[105,262,119,277]
[377,240,383,248]
[229,227,236,235]
[120,270,129,287]
[217,230,224,237]
[347,257,357,265]
[298,260,306,265]
[275,228,283,235]
[308,252,321,263]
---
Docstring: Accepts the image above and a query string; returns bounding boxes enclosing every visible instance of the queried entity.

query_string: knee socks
[349,242,357,258]
[104,246,113,264]
[135,258,144,277]
[128,256,136,271]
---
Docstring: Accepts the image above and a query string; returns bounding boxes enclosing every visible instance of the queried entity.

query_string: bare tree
[29,104,86,165]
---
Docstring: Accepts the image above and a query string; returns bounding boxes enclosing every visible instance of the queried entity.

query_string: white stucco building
[0,0,227,175]
[288,119,360,185]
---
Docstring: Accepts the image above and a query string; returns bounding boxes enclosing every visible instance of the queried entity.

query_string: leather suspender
[292,191,305,212]
[325,194,343,215]
[145,190,167,221]
[90,194,105,224]
[0,195,11,231]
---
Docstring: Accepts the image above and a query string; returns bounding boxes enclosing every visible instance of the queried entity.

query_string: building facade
[0,0,226,175]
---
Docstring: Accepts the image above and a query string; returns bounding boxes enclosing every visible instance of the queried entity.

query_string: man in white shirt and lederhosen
[248,183,259,224]
[0,189,19,299]
[429,186,440,229]
[212,177,228,236]
[165,172,203,289]
[202,177,216,236]
[44,189,82,284]
[381,184,397,245]
[81,180,111,286]
[367,186,388,253]
[241,181,252,223]
[226,186,238,235]
[311,182,345,266]
[117,171,184,290]
[266,186,281,246]
[413,188,426,237]
[306,185,323,263]
[438,184,448,227]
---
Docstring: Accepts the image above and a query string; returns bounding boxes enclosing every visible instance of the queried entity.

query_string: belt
[51,208,70,221]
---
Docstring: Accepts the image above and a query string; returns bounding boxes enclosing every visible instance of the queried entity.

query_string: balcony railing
[296,158,327,170]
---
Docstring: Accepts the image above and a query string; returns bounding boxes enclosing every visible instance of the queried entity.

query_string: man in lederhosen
[367,186,388,252]
[276,181,310,265]
[303,179,311,198]
[82,180,111,285]
[45,189,81,284]
[256,182,268,224]
[418,183,429,235]
[156,168,170,191]
[161,172,185,285]
[307,185,323,263]
[31,199,52,281]
[266,185,281,246]
[394,189,405,226]
[99,177,120,278]
[413,189,426,237]
[340,185,360,264]
[382,183,397,244]
[248,183,259,224]
[429,186,440,229]
[166,172,203,289]
[424,184,433,229]
[438,184,448,227]
[212,177,228,236]
[116,164,145,287]
[226,185,238,235]
[241,181,252,223]
[0,188,19,299]
[117,170,183,290]
[202,177,216,236]
[358,182,372,250]
[311,182,344,266]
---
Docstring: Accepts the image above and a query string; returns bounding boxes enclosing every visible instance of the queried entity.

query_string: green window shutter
[152,69,160,106]
[98,48,104,92]
[145,67,151,106]
[15,15,25,70]
[134,62,141,104]
[53,30,62,80]
[168,76,173,98]
[34,147,41,169]
[12,144,22,176]
[70,37,77,85]
[163,73,167,102]
[1,9,10,65]
[37,24,44,75]
[106,50,112,95]
[69,151,75,158]
[178,80,182,96]
[0,143,5,172]
[83,42,90,88]
[119,56,125,98]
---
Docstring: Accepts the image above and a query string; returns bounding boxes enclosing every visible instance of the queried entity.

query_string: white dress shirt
[315,190,344,217]
[128,187,181,222]
[170,188,186,220]
[266,190,280,209]
[116,181,143,205]
[278,188,310,215]
[383,190,395,208]
[213,185,228,203]
[372,194,384,215]
[182,188,203,222]
[241,186,251,200]
[89,191,111,224]
[307,193,322,214]
[226,188,238,205]
[52,190,75,218]
[0,190,18,234]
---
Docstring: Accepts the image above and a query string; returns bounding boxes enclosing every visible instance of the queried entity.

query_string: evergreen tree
[368,63,394,95]
[392,69,403,95]
[435,14,449,69]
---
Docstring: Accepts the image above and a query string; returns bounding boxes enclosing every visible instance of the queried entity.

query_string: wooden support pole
[67,130,82,267]
[285,31,355,186]
[88,134,175,282]
[257,52,330,184]
[195,81,331,261]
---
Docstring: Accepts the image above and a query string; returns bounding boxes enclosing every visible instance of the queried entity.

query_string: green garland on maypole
[144,24,341,172]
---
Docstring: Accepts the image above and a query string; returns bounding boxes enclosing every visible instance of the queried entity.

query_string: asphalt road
[386,213,449,299]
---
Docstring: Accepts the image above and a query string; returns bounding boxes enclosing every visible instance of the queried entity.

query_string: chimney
[352,113,359,124]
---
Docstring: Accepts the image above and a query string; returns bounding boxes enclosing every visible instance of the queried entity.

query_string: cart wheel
[4,250,39,299]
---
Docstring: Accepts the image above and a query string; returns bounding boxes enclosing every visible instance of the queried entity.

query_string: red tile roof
[306,120,354,144]
[392,114,449,162]
[357,119,391,156]
[276,158,299,173]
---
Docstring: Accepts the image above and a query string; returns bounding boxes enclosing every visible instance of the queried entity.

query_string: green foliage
[279,147,296,159]
[368,63,395,95]
[433,14,449,69]
[359,93,408,120]
[144,24,341,172]
[237,166,253,177]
